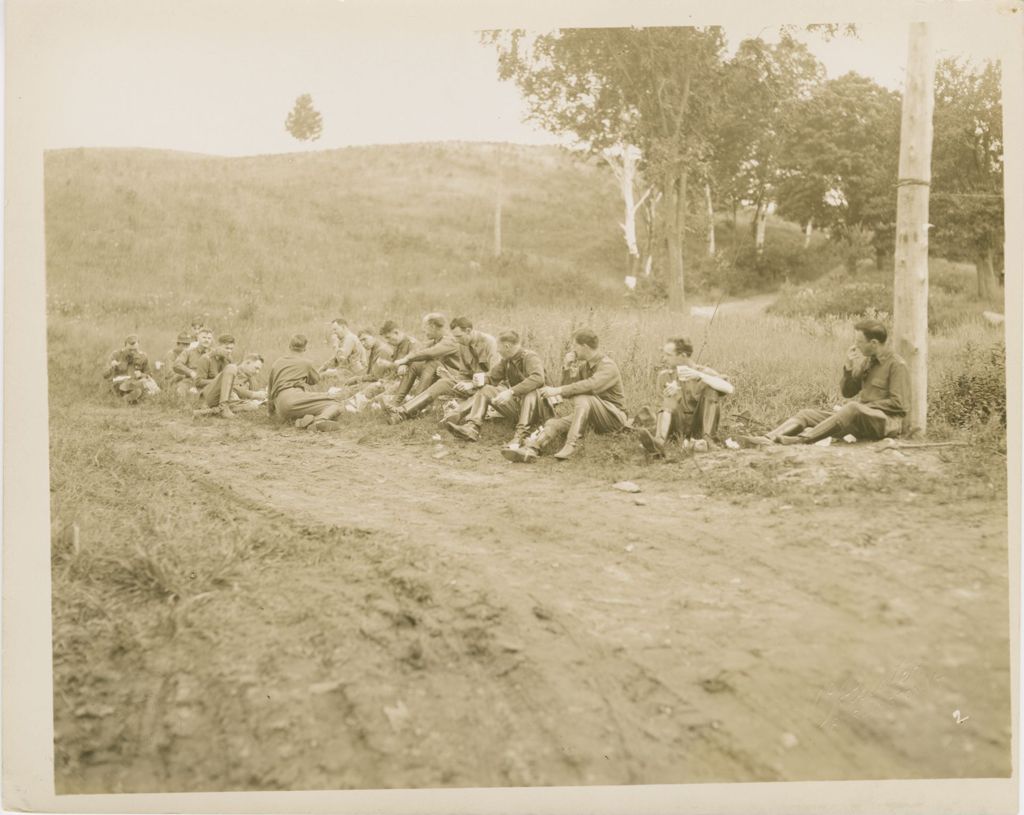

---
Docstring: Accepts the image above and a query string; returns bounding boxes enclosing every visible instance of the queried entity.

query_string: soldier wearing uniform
[443,329,549,448]
[749,319,911,445]
[388,316,498,423]
[637,336,734,457]
[503,328,627,462]
[194,333,242,418]
[172,326,214,395]
[266,334,345,431]
[103,335,159,404]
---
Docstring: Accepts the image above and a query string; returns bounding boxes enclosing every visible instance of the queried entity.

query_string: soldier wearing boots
[442,329,548,447]
[637,336,734,457]
[387,316,496,424]
[502,328,627,463]
[389,312,459,406]
[746,319,910,446]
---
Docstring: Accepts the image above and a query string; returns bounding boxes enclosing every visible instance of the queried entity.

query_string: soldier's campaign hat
[218,333,236,344]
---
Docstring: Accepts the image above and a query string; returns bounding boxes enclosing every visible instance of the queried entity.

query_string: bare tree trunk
[804,218,813,249]
[754,204,767,255]
[664,170,685,309]
[893,22,935,436]
[704,182,715,257]
[977,248,1000,302]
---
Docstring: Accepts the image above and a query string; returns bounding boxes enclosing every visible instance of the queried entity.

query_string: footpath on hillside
[51,406,1012,792]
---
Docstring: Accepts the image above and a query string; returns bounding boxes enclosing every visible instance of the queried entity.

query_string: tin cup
[472,372,486,387]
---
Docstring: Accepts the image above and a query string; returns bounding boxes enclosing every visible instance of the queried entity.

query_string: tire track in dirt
[114,415,1010,787]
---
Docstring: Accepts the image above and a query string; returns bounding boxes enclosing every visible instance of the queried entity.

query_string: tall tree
[285,94,323,143]
[709,34,824,254]
[929,58,1004,300]
[486,27,727,308]
[775,73,902,265]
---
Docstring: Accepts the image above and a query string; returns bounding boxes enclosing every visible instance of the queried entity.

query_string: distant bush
[932,340,1006,428]
[689,239,842,297]
[769,280,890,320]
[769,274,989,334]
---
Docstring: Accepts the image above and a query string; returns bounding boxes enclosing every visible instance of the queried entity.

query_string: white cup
[472,372,486,387]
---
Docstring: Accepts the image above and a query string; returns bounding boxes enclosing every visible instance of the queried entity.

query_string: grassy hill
[45,142,631,326]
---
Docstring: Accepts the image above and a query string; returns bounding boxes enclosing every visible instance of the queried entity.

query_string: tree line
[484,27,1004,307]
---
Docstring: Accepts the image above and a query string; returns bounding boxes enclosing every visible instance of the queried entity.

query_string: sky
[20,0,1013,157]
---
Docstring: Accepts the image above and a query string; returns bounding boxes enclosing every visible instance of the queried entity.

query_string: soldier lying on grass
[266,334,345,432]
[503,328,627,463]
[103,334,160,404]
[743,318,911,446]
[442,329,550,448]
[637,336,734,457]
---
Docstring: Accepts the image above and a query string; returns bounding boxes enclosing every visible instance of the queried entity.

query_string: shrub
[931,340,1006,428]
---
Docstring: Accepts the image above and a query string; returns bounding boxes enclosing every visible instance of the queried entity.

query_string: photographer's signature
[815,662,950,730]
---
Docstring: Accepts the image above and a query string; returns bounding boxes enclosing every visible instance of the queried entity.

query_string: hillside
[45,143,630,323]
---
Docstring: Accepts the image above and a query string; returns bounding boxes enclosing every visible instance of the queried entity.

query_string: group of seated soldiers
[103,314,910,462]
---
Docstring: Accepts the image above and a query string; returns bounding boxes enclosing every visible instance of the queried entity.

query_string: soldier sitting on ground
[503,328,627,463]
[389,312,456,406]
[745,318,910,446]
[193,333,244,418]
[637,336,735,457]
[266,334,345,432]
[159,331,193,384]
[443,329,549,448]
[218,353,267,413]
[336,328,397,411]
[103,334,160,404]
[172,326,214,396]
[388,316,499,424]
[320,317,368,381]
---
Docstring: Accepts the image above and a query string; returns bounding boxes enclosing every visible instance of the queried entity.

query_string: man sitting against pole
[747,318,911,446]
[443,329,548,448]
[266,334,345,431]
[194,333,242,418]
[503,328,627,462]
[637,336,735,457]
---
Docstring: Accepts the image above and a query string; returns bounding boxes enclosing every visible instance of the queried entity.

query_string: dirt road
[55,413,1011,792]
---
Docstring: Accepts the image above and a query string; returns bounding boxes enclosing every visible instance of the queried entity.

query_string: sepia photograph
[4,0,1020,809]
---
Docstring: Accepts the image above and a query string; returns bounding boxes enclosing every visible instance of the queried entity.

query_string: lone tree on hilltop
[285,94,323,142]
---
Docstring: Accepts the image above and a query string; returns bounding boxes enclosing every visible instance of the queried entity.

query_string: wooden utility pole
[892,22,935,435]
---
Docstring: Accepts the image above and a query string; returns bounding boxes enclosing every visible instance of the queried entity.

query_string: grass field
[46,143,1011,792]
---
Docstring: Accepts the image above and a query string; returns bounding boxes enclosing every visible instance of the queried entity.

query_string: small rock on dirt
[532,605,552,621]
[613,481,642,493]
[383,700,410,732]
[633,497,647,506]
[309,680,344,695]
[74,704,116,719]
